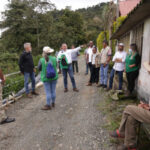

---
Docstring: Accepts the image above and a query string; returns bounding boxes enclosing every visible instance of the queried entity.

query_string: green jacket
[40,56,58,82]
[125,52,139,73]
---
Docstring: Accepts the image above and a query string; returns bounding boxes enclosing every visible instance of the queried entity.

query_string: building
[119,0,141,16]
[111,0,150,102]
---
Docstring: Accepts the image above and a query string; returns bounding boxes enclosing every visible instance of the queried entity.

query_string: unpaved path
[0,57,115,150]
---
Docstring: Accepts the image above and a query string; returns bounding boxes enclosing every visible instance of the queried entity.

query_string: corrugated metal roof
[111,0,150,39]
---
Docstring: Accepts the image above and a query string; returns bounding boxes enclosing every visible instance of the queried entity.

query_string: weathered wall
[119,32,130,52]
[137,17,150,102]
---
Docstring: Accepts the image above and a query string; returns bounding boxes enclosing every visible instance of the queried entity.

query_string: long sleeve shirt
[113,51,127,71]
[57,47,81,64]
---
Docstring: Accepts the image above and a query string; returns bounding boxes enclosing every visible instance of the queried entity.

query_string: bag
[60,55,69,69]
[46,60,56,79]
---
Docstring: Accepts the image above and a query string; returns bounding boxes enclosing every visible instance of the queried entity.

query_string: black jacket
[19,51,35,73]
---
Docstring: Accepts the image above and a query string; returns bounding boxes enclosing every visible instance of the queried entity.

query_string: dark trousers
[89,65,100,84]
[72,61,78,73]
[109,69,123,90]
[126,70,139,93]
[88,62,92,74]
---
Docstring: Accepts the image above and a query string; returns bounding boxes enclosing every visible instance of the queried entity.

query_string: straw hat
[43,46,54,53]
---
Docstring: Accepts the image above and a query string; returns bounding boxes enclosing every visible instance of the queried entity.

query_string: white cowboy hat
[43,46,54,53]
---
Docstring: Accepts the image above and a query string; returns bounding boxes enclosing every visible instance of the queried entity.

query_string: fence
[0,67,41,108]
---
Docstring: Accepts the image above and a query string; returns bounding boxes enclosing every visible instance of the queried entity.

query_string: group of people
[0,41,150,150]
[85,40,140,97]
[84,40,150,150]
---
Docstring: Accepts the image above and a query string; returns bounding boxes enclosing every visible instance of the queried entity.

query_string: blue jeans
[43,80,57,106]
[62,64,76,89]
[109,69,123,90]
[24,72,36,94]
[100,64,109,86]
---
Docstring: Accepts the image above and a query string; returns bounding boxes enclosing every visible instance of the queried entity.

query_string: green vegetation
[0,0,111,98]
[98,88,150,149]
[97,31,109,51]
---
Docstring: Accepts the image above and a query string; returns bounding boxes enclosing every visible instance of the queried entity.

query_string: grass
[98,87,150,149]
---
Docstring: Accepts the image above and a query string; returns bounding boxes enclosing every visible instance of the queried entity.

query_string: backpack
[60,54,69,69]
[46,60,56,79]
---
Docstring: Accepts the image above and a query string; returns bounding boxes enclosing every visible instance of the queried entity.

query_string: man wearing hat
[19,43,39,98]
[107,43,127,91]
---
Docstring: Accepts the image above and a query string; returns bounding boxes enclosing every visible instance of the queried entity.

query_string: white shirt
[113,50,127,71]
[57,47,81,64]
[92,53,96,65]
[87,47,93,63]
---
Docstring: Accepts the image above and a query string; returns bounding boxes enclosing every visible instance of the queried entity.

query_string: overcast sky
[0,0,110,14]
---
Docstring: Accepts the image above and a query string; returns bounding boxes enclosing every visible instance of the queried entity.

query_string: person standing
[84,45,89,75]
[0,69,15,125]
[87,41,94,74]
[125,43,141,96]
[19,43,39,98]
[38,47,58,110]
[97,40,112,88]
[87,46,100,86]
[107,43,127,91]
[57,43,81,92]
[71,45,80,73]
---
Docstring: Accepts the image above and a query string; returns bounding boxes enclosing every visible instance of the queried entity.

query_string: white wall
[137,17,150,102]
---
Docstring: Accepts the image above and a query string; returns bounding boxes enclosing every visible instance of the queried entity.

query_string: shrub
[97,31,109,52]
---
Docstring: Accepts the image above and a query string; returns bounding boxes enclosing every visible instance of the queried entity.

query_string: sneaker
[97,84,104,87]
[103,85,107,89]
[26,94,32,98]
[73,88,79,92]
[86,83,92,86]
[41,105,51,110]
[106,87,112,91]
[0,117,15,125]
[64,88,68,93]
[32,91,39,96]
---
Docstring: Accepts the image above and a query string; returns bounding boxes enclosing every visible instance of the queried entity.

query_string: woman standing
[38,47,58,110]
[125,43,141,96]
[87,46,100,86]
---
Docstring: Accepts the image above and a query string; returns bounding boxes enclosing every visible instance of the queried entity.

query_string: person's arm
[129,54,141,68]
[103,48,112,67]
[68,46,82,53]
[115,52,127,63]
[19,53,25,74]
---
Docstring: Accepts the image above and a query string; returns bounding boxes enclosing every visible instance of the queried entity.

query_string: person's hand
[103,63,107,67]
[34,68,36,73]
[80,45,84,48]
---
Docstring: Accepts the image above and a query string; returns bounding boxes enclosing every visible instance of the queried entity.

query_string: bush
[97,31,109,52]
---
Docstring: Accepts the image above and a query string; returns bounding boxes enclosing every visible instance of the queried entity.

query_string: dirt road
[0,57,115,150]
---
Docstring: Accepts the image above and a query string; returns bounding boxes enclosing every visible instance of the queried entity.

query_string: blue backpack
[46,60,56,79]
